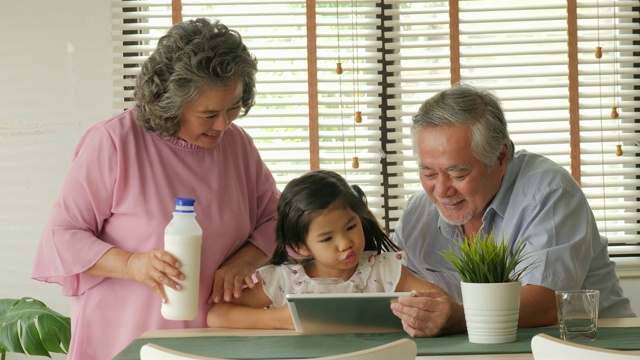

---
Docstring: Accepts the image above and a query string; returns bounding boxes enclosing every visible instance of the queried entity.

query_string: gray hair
[134,18,258,139]
[410,82,514,171]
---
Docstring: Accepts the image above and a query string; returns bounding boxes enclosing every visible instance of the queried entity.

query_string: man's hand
[391,289,466,337]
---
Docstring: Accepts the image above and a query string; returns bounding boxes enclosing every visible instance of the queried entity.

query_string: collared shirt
[392,150,636,318]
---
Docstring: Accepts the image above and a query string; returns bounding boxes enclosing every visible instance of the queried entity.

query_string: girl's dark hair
[271,170,399,265]
[134,18,257,139]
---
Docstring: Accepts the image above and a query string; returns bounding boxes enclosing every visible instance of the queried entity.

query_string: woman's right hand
[85,247,184,303]
[125,248,185,303]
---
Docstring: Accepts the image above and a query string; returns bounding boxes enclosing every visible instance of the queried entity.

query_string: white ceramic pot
[461,281,522,344]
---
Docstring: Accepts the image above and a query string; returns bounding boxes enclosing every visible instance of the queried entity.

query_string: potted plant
[441,230,538,344]
[0,297,71,360]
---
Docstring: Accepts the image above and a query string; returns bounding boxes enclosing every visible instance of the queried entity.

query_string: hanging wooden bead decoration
[349,0,361,168]
[612,2,622,156]
[595,46,602,59]
[355,111,362,123]
[336,62,343,75]
[610,106,618,119]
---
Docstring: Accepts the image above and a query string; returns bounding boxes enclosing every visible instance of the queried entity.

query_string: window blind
[382,0,640,273]
[111,0,640,272]
[111,0,390,219]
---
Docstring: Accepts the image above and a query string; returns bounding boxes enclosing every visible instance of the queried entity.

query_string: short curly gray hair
[134,18,258,139]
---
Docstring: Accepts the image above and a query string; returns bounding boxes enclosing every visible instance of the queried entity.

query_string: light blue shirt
[392,150,636,318]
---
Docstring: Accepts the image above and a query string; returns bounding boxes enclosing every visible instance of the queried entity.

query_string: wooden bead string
[336,1,361,169]
[612,2,622,156]
[595,1,622,156]
[335,0,350,170]
[350,0,361,168]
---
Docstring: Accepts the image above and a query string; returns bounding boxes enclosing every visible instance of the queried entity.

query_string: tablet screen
[285,292,413,334]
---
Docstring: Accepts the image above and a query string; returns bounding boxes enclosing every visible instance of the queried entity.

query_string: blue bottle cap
[174,197,195,207]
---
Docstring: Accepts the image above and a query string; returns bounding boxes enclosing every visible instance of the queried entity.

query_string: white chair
[531,333,640,360]
[140,338,417,360]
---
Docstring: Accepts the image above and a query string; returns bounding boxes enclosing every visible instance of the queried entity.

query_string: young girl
[207,169,448,329]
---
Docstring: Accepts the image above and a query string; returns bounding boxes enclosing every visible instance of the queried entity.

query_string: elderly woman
[32,18,280,360]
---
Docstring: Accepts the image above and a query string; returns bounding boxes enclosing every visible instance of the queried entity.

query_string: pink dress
[32,108,279,360]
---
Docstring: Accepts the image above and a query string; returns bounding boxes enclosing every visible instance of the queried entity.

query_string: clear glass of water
[555,289,599,341]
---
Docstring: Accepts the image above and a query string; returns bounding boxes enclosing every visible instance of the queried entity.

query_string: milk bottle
[161,197,202,320]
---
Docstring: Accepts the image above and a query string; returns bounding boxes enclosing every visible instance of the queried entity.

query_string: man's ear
[497,144,508,166]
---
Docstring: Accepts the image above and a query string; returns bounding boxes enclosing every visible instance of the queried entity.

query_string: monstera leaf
[0,297,70,359]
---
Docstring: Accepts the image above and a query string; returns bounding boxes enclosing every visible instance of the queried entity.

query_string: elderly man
[390,82,635,337]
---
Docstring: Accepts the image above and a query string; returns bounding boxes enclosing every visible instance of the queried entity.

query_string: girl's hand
[126,248,184,303]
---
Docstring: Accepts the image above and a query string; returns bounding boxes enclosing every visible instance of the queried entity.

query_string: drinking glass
[555,290,599,341]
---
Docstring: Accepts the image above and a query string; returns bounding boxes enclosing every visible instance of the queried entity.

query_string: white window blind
[383,0,640,274]
[111,0,389,220]
[111,0,640,272]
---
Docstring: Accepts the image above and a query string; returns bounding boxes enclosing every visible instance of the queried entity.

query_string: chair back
[531,333,640,360]
[140,338,417,360]
[141,343,224,359]
[319,338,417,360]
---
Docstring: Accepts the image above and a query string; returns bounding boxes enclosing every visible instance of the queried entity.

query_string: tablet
[285,292,413,334]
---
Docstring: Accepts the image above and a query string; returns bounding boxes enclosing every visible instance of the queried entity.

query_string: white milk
[161,198,202,321]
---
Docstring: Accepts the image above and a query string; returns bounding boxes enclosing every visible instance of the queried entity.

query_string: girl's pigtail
[350,185,368,205]
[270,243,290,265]
[351,184,401,253]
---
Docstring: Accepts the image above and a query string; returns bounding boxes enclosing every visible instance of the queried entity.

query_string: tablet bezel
[285,292,413,334]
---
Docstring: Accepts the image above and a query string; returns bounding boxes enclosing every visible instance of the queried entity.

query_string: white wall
[0,1,112,359]
[0,2,638,360]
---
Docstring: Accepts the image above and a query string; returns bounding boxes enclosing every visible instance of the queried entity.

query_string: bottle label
[161,234,202,320]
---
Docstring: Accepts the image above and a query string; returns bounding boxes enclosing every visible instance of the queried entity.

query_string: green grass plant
[441,231,538,283]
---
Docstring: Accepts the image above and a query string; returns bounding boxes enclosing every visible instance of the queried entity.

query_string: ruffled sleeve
[32,123,117,296]
[257,263,309,307]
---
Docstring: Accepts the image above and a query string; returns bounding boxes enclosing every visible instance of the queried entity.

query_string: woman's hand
[208,243,270,304]
[125,248,184,303]
[85,247,183,303]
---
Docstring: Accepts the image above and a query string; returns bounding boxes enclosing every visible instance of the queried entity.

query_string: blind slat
[112,1,640,262]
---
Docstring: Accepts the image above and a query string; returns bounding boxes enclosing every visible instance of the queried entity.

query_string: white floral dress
[257,251,407,308]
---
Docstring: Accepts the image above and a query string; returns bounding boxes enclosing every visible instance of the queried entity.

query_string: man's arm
[519,284,557,327]
[391,283,557,338]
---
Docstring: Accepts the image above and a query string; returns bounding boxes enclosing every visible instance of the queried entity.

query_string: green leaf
[0,297,71,357]
[440,230,540,283]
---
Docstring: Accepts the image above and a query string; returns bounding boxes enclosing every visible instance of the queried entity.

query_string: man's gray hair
[411,82,514,171]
